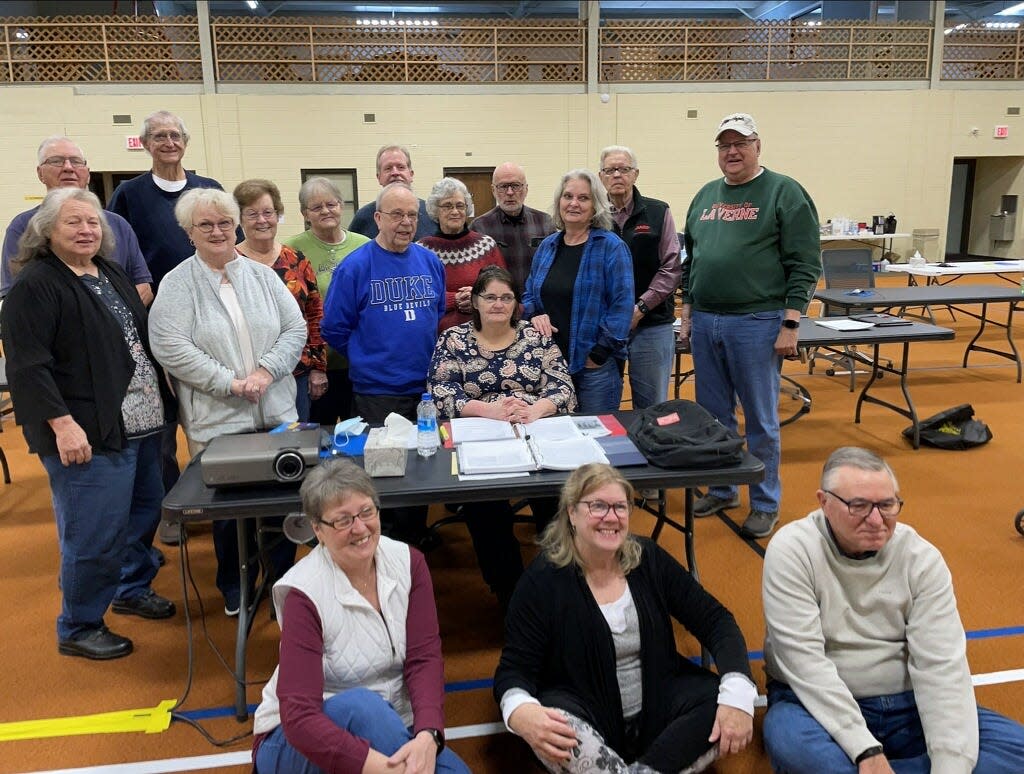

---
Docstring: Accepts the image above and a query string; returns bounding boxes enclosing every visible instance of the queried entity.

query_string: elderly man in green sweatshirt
[762,446,1024,773]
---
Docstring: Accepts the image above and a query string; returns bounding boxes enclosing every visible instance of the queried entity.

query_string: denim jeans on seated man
[42,433,163,641]
[572,358,624,415]
[690,309,782,513]
[627,321,675,410]
[255,687,470,774]
[763,682,1024,774]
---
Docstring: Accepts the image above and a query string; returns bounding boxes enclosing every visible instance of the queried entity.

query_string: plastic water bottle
[416,393,439,458]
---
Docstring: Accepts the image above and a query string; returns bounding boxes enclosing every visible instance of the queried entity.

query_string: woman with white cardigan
[149,187,306,615]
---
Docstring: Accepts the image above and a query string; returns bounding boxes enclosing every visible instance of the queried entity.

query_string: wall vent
[112,114,132,124]
[363,113,376,123]
[1007,107,1021,116]
[686,109,698,119]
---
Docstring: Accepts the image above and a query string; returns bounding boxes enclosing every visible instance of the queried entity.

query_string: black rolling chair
[807,248,891,392]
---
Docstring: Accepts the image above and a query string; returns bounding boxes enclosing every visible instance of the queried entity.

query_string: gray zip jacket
[149,253,306,443]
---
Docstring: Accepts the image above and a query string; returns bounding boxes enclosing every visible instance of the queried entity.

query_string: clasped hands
[487,396,543,425]
[231,367,274,403]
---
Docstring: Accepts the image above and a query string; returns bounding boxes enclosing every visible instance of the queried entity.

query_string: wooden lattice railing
[600,19,933,82]
[942,24,1024,80]
[0,15,1021,85]
[212,16,585,84]
[0,15,200,83]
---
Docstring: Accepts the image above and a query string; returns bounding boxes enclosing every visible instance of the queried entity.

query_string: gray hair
[375,181,415,210]
[820,447,899,492]
[599,145,639,169]
[549,169,613,231]
[140,110,190,145]
[425,176,474,221]
[375,144,413,174]
[298,176,344,212]
[173,188,239,233]
[36,135,84,165]
[300,458,380,522]
[14,187,115,269]
[538,463,641,574]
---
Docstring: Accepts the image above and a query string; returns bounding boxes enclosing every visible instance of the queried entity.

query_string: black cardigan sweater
[494,536,752,755]
[1,252,174,457]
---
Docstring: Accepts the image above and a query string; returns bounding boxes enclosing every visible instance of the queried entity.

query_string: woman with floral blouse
[429,265,576,609]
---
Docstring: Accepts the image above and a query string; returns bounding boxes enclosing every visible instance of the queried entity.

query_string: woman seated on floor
[252,458,470,774]
[494,463,756,774]
[428,264,576,609]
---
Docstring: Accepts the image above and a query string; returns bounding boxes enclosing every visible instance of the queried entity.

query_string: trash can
[911,228,940,262]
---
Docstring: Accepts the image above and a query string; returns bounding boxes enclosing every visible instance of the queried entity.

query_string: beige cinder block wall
[1,86,1022,256]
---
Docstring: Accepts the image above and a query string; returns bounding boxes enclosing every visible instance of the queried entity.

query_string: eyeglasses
[579,500,632,519]
[600,166,635,176]
[41,156,87,168]
[307,200,341,215]
[715,139,757,152]
[380,210,419,223]
[317,504,379,531]
[824,489,903,519]
[493,182,525,193]
[242,208,278,222]
[477,293,515,305]
[150,131,184,143]
[438,202,467,212]
[192,219,235,234]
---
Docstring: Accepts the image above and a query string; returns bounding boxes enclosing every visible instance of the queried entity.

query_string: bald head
[491,162,529,216]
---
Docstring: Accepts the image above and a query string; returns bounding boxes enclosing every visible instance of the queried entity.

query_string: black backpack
[903,404,993,450]
[628,399,746,469]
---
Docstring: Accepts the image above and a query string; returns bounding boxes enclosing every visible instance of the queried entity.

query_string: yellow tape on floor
[0,699,175,741]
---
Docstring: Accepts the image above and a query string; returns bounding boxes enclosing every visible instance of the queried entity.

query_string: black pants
[309,367,354,426]
[353,392,429,544]
[461,499,524,607]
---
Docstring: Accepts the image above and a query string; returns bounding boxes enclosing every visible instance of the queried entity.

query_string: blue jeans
[763,682,1024,773]
[293,372,310,423]
[690,310,782,512]
[41,434,163,641]
[255,687,470,774]
[627,322,675,410]
[572,358,624,414]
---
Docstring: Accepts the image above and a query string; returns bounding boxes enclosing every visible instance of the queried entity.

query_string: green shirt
[682,167,820,314]
[284,229,370,369]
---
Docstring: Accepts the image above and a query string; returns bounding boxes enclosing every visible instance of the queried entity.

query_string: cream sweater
[762,510,978,772]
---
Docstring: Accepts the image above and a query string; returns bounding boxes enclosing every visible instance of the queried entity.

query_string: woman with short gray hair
[149,186,306,616]
[2,187,177,660]
[418,176,506,331]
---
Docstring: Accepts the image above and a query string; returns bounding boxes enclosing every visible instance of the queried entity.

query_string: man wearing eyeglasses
[472,162,555,295]
[348,145,434,241]
[762,446,1024,774]
[321,183,445,549]
[598,146,681,411]
[1,136,152,303]
[681,112,821,539]
[108,110,229,545]
[108,110,227,292]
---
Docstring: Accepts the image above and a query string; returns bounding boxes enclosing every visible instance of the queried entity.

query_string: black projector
[201,430,322,488]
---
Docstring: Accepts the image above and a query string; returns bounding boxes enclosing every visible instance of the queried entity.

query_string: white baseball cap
[716,113,758,139]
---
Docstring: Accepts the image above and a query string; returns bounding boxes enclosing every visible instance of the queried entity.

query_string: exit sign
[994,125,1010,138]
[126,135,144,150]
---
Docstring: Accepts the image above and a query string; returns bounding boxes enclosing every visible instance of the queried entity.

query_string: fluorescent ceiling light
[996,2,1024,16]
[985,21,1020,28]
[246,0,258,8]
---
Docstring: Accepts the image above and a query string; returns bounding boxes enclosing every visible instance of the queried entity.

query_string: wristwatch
[781,319,799,330]
[636,299,650,315]
[855,745,884,764]
[422,728,445,754]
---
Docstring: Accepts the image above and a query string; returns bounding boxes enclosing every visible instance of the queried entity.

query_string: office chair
[807,248,891,392]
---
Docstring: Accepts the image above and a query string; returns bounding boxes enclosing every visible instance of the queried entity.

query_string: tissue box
[363,427,408,477]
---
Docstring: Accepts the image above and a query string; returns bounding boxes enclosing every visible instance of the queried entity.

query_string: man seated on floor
[762,446,1024,773]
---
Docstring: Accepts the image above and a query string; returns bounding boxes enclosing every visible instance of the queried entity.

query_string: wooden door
[443,166,495,223]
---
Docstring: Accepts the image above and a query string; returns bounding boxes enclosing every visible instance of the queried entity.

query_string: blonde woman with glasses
[495,463,756,774]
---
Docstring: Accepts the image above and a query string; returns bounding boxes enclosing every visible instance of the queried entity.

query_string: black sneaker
[58,626,133,660]
[111,589,176,620]
[741,509,780,539]
[693,493,741,518]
